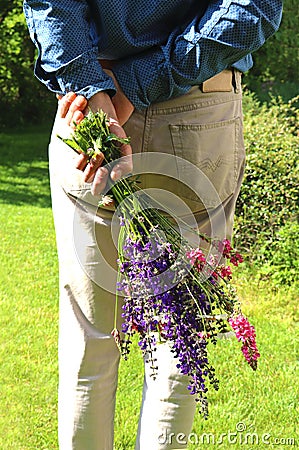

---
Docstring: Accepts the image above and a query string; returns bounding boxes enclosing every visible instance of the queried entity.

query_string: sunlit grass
[0,127,298,449]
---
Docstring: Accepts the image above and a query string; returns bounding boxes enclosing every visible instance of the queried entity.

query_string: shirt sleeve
[113,0,283,109]
[23,0,116,98]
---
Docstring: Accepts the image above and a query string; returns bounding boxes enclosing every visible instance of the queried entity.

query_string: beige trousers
[49,72,245,450]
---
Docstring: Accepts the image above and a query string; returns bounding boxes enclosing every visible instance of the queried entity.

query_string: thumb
[110,155,133,181]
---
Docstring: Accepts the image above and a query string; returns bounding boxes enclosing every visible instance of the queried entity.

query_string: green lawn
[0,127,298,449]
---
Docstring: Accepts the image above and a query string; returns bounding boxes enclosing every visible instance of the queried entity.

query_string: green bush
[234,91,299,285]
[256,221,299,287]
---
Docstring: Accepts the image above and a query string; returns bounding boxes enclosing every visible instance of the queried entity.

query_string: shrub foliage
[234,92,299,284]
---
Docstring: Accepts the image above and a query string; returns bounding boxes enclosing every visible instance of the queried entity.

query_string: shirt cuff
[38,49,117,99]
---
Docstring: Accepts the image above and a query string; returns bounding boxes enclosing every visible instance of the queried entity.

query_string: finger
[83,152,105,182]
[65,95,88,126]
[91,167,109,196]
[75,153,89,171]
[57,92,77,118]
[110,156,132,182]
[71,110,85,128]
[109,120,133,180]
[109,120,132,161]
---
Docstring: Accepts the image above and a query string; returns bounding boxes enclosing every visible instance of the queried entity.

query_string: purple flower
[116,227,236,417]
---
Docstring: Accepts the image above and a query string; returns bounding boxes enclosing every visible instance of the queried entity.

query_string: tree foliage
[247,0,298,83]
[0,1,56,127]
[243,0,299,101]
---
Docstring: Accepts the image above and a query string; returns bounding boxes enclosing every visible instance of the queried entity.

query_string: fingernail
[66,92,76,102]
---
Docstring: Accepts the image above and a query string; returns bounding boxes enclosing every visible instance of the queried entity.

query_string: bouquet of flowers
[58,110,260,417]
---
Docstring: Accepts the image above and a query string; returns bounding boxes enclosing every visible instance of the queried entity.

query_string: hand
[56,67,134,127]
[57,91,132,196]
[57,92,88,127]
[102,69,135,126]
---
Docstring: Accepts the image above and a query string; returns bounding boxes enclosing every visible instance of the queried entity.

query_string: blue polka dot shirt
[23,0,282,109]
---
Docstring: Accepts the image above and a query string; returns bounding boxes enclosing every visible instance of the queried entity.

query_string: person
[23,1,282,449]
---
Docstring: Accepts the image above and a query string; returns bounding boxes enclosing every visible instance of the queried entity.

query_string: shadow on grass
[0,124,53,208]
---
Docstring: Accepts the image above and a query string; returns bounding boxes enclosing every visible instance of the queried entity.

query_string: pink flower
[229,314,260,370]
[230,253,244,266]
[217,239,232,257]
[220,265,232,279]
[216,239,244,267]
[186,248,206,271]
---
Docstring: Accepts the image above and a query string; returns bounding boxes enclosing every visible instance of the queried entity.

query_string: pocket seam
[169,117,240,208]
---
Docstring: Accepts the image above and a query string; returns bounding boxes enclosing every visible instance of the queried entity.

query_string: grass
[0,126,298,449]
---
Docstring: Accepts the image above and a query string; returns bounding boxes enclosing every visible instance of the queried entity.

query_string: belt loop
[233,68,242,94]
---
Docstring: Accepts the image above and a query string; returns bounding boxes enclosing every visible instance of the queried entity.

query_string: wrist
[88,91,117,120]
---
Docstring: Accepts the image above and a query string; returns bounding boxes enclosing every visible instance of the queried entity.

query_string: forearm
[23,0,115,98]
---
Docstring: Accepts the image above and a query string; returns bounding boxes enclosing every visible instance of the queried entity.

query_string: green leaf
[56,135,82,153]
